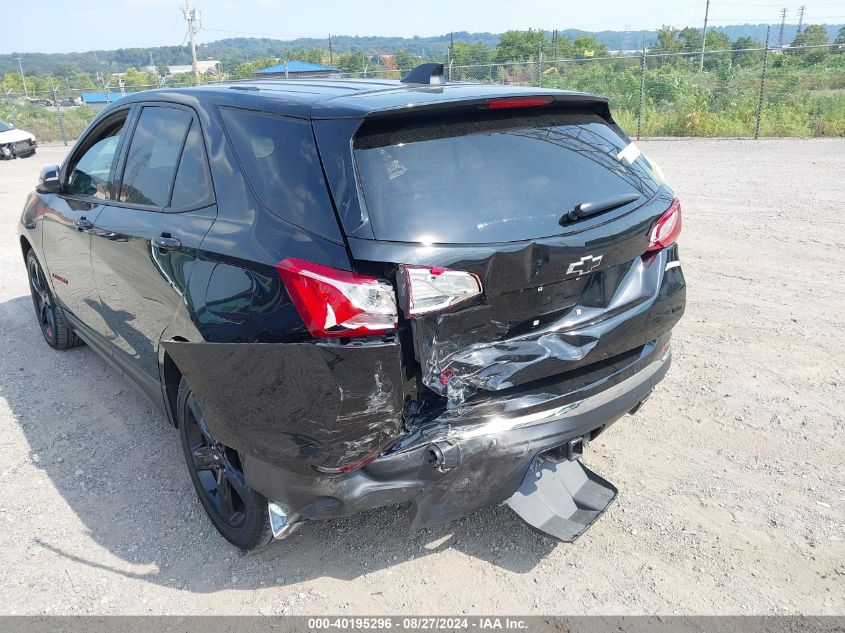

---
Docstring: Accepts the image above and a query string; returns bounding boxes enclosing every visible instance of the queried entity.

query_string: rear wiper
[560,193,641,225]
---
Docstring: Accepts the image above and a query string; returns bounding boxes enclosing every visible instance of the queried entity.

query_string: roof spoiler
[400,63,445,86]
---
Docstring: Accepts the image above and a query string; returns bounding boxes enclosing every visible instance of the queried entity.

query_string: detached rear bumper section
[163,339,673,544]
[240,339,669,540]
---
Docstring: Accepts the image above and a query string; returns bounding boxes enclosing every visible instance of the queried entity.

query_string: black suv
[18,65,685,550]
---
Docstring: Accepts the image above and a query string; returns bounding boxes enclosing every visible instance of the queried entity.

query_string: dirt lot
[0,139,843,616]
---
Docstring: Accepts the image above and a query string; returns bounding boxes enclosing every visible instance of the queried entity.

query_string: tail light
[400,265,483,317]
[646,198,682,252]
[276,258,397,338]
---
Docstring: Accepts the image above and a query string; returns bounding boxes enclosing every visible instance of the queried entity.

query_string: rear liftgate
[505,452,617,542]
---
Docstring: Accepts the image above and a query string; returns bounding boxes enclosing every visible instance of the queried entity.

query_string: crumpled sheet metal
[162,340,406,472]
[416,248,680,408]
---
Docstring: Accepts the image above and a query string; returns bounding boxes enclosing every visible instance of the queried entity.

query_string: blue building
[80,92,135,110]
[254,61,341,79]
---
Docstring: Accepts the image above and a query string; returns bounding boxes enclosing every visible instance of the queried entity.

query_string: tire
[177,377,273,550]
[26,249,83,350]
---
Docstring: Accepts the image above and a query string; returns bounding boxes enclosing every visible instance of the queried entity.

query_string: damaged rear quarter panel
[162,340,406,473]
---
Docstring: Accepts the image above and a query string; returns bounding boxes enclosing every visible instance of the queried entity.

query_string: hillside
[1,24,842,77]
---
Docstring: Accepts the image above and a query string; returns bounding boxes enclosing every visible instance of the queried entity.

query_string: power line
[202,27,319,40]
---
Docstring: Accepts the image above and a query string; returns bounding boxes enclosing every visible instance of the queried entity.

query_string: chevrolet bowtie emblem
[566,255,603,278]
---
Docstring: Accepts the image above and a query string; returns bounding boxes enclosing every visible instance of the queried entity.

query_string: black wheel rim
[28,257,55,341]
[185,394,248,528]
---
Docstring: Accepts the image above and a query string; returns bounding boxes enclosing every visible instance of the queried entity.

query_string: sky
[5,0,845,54]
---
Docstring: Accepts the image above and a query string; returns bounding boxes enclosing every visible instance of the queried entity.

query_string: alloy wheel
[28,257,55,341]
[184,394,248,528]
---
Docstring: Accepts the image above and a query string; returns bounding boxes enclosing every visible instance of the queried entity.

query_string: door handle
[74,218,93,232]
[152,235,182,252]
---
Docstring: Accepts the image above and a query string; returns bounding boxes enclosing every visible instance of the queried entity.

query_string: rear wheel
[26,250,82,350]
[177,378,273,550]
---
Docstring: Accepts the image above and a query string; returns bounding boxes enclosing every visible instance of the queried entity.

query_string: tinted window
[120,107,191,207]
[353,110,661,244]
[66,117,126,200]
[220,108,338,238]
[170,121,213,209]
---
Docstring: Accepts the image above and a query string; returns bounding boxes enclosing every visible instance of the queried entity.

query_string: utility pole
[328,34,334,65]
[15,57,28,98]
[797,5,806,34]
[182,0,202,85]
[777,8,787,48]
[51,80,67,146]
[699,0,711,72]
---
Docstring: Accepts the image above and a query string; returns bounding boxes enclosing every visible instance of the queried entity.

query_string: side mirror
[36,164,62,194]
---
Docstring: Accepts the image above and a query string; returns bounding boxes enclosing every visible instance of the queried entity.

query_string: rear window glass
[353,110,661,244]
[170,121,213,209]
[120,106,192,207]
[220,108,339,239]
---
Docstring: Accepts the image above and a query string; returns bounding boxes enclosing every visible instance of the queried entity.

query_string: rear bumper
[243,337,671,529]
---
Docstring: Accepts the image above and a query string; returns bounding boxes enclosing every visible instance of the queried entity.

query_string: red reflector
[338,454,379,473]
[487,97,554,109]
[646,198,682,252]
[276,258,397,338]
[439,369,454,386]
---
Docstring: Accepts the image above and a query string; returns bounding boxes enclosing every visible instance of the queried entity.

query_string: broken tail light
[646,198,682,252]
[276,258,397,338]
[400,265,483,317]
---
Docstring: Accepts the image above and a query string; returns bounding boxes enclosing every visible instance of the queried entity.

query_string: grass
[3,104,97,143]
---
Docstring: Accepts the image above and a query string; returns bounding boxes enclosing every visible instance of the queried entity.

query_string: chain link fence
[3,44,844,144]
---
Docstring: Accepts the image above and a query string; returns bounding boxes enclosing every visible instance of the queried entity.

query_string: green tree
[451,41,491,66]
[572,35,608,59]
[230,56,278,80]
[336,52,367,74]
[652,26,683,66]
[394,48,419,70]
[2,72,25,93]
[122,67,159,89]
[732,36,763,68]
[702,31,732,68]
[792,24,830,64]
[70,71,97,90]
[654,26,683,53]
[286,48,325,64]
[679,27,702,53]
[494,29,548,62]
[835,26,845,46]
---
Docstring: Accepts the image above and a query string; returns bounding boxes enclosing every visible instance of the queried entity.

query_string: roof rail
[400,63,445,86]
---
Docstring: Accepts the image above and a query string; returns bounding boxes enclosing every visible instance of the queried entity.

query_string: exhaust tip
[268,501,301,540]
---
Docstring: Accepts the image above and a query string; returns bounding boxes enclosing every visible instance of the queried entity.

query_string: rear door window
[120,106,192,207]
[220,107,339,239]
[353,109,661,244]
[169,121,213,209]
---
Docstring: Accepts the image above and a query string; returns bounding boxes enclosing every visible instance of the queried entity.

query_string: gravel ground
[0,139,843,616]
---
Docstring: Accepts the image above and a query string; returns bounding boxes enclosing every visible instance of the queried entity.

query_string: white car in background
[0,119,37,159]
